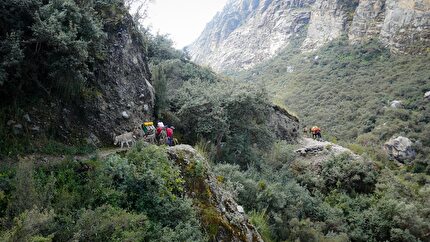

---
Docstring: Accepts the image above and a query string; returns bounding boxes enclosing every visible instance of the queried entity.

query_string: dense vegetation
[1,0,429,241]
[0,1,209,241]
[0,0,132,156]
[0,0,111,103]
[213,143,430,242]
[0,144,205,241]
[147,33,276,167]
[215,36,430,241]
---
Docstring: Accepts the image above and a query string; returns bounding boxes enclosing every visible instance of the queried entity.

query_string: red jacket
[156,127,162,135]
[166,128,173,138]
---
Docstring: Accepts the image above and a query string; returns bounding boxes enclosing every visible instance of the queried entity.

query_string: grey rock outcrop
[0,4,155,149]
[350,0,430,54]
[384,136,416,162]
[268,105,300,142]
[167,145,263,242]
[390,100,403,108]
[295,137,363,168]
[301,0,350,51]
[349,0,386,43]
[189,0,430,72]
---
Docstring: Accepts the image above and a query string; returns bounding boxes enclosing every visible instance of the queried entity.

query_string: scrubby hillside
[231,38,430,172]
[1,1,429,242]
[213,137,430,242]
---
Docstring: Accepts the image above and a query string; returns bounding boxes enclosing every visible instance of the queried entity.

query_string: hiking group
[303,125,322,140]
[141,121,175,146]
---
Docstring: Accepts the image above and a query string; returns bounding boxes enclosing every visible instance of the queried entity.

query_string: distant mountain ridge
[187,0,430,72]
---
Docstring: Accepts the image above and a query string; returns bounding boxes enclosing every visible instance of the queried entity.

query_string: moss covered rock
[167,144,263,242]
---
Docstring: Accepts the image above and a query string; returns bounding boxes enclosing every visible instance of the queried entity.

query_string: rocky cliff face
[84,13,155,144]
[167,145,263,242]
[301,0,353,51]
[269,105,300,142]
[188,0,430,72]
[14,11,155,146]
[350,0,430,53]
[188,0,315,71]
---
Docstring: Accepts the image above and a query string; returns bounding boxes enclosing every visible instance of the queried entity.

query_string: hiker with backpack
[166,126,175,146]
[156,122,166,144]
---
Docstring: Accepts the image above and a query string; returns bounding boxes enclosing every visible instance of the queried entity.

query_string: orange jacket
[311,126,321,134]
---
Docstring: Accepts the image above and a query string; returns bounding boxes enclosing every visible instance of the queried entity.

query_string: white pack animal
[113,131,136,148]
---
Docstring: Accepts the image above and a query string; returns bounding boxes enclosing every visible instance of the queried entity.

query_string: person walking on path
[166,126,174,146]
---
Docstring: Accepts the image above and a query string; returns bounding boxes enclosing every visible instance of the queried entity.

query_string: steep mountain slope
[187,0,430,72]
[0,1,155,153]
[349,0,430,53]
[82,9,155,144]
[232,39,430,169]
[188,0,315,71]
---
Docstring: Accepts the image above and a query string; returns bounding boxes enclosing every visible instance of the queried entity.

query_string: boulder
[7,120,16,126]
[237,205,245,214]
[425,91,430,100]
[121,111,130,119]
[384,136,416,162]
[390,100,402,108]
[86,132,101,147]
[30,126,40,133]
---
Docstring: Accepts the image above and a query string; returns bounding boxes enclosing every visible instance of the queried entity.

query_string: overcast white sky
[142,0,229,49]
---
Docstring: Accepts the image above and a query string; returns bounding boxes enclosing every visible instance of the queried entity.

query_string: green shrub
[72,205,148,241]
[0,208,55,242]
[249,210,274,242]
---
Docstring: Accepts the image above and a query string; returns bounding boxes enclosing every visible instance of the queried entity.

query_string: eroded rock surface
[350,0,430,54]
[188,0,314,72]
[167,145,263,242]
[295,138,362,167]
[268,105,300,142]
[189,0,430,72]
[83,13,155,144]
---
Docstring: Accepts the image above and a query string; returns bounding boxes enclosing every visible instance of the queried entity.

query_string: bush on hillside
[0,144,205,241]
[0,0,112,103]
[174,79,274,167]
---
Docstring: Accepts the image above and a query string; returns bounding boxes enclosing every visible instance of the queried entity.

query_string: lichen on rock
[167,145,263,242]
